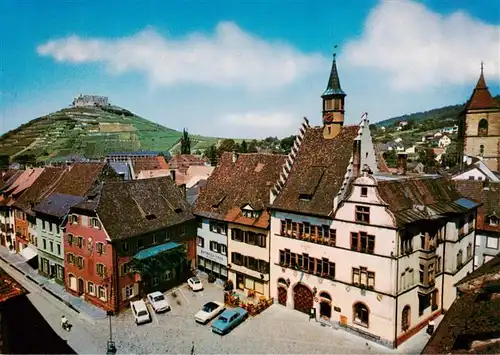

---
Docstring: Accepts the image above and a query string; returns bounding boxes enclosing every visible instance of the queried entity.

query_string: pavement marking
[149,304,159,325]
[179,287,190,304]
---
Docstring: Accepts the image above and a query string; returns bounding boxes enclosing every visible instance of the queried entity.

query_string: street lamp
[106,310,117,355]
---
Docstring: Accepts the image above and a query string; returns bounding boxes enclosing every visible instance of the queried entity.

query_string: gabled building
[422,254,500,354]
[13,167,67,257]
[453,180,500,267]
[458,65,500,172]
[450,157,499,182]
[268,54,478,349]
[194,151,286,296]
[32,194,85,283]
[0,170,24,249]
[64,177,196,312]
[0,168,45,253]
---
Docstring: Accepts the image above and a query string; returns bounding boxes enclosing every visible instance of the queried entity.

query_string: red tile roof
[13,167,66,211]
[168,154,206,171]
[132,156,169,173]
[453,180,500,232]
[91,177,194,240]
[194,152,287,227]
[466,72,499,111]
[0,268,26,303]
[52,162,119,196]
[271,126,359,217]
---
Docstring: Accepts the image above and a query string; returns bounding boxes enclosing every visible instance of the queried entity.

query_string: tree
[180,128,191,155]
[443,142,460,169]
[247,140,258,153]
[204,145,218,166]
[13,154,37,168]
[217,139,235,156]
[418,148,437,168]
[383,150,398,168]
[0,155,10,170]
[240,140,248,153]
[280,135,296,153]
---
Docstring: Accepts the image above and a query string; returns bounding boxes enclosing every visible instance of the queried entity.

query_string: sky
[1,0,499,139]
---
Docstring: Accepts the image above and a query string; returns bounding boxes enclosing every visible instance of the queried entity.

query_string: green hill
[0,105,221,161]
[375,95,500,128]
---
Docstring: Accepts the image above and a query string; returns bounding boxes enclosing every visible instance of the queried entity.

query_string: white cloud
[343,0,500,91]
[221,111,296,129]
[37,22,326,91]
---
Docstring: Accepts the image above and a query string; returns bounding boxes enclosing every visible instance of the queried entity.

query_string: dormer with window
[486,214,499,227]
[241,204,262,219]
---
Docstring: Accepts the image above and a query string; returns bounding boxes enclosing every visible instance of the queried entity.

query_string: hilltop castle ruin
[72,94,109,107]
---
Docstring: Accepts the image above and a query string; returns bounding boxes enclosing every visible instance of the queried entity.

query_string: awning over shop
[20,247,38,261]
[133,242,181,261]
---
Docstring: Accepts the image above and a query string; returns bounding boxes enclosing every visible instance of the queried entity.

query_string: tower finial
[481,61,484,74]
[333,44,338,59]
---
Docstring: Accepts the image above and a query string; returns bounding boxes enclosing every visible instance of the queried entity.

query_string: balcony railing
[280,232,336,248]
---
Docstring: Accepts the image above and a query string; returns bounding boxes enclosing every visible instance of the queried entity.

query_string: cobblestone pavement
[1,260,435,354]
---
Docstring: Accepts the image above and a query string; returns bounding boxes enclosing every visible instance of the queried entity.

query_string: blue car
[211,307,248,335]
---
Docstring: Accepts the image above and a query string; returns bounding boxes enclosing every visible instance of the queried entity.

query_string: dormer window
[241,205,261,219]
[360,187,368,197]
[487,216,499,226]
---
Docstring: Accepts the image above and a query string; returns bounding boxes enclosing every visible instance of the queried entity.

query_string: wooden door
[293,283,313,314]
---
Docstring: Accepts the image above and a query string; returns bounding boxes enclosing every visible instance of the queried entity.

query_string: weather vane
[333,44,338,59]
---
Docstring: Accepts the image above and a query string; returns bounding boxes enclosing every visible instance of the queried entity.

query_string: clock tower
[322,53,346,139]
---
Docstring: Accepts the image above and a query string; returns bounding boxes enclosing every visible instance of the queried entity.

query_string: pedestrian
[191,341,195,355]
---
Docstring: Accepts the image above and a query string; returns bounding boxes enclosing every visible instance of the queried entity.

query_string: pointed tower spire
[466,63,499,110]
[321,46,346,139]
[322,49,346,97]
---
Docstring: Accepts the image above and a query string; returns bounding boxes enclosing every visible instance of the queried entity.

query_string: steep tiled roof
[422,255,500,354]
[94,177,194,240]
[52,162,119,196]
[466,71,499,111]
[322,56,345,97]
[0,268,26,303]
[0,170,20,187]
[14,167,66,211]
[132,156,169,173]
[271,126,359,217]
[376,176,468,226]
[33,194,86,219]
[194,153,287,227]
[453,180,500,231]
[0,170,23,192]
[6,168,44,196]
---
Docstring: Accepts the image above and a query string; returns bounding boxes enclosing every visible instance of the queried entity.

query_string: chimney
[170,170,176,182]
[397,153,408,175]
[352,140,361,177]
[232,150,238,163]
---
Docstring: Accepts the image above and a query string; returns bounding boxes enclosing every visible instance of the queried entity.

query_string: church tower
[322,53,346,139]
[459,64,500,172]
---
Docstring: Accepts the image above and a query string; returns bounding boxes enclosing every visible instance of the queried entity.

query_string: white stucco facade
[196,218,228,281]
[36,216,65,283]
[269,171,477,348]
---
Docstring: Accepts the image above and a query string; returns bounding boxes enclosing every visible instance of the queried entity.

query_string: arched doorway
[402,305,411,331]
[278,287,287,306]
[320,302,332,318]
[319,292,332,319]
[293,283,313,314]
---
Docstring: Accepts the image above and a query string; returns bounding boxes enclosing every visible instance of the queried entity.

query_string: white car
[187,277,204,291]
[131,300,151,325]
[195,301,225,324]
[147,291,170,313]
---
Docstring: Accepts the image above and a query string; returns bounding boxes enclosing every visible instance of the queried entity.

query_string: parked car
[211,307,248,335]
[194,301,225,324]
[131,300,151,325]
[187,277,204,291]
[147,291,170,313]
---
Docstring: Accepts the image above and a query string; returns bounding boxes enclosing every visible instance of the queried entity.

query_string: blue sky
[1,0,499,138]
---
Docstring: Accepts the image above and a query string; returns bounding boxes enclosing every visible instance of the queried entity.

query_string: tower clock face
[323,112,334,122]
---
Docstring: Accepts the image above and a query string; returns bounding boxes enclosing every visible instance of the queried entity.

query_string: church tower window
[478,118,488,136]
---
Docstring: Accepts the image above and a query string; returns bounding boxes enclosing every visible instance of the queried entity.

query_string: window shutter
[121,286,127,301]
[133,283,139,297]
